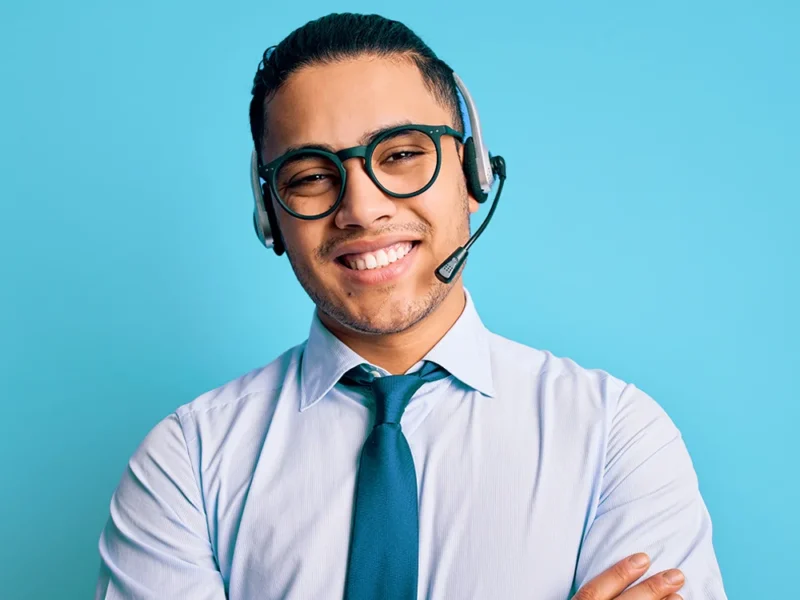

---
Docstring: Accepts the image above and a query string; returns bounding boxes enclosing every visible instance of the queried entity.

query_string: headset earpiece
[261,183,286,255]
[251,149,286,255]
[462,137,490,203]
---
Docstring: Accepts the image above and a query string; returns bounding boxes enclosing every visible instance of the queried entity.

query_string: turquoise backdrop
[1,1,797,598]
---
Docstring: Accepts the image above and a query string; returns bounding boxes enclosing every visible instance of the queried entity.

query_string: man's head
[249,13,479,336]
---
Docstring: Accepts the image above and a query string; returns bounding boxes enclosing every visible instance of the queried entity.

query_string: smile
[338,241,415,271]
[334,240,421,285]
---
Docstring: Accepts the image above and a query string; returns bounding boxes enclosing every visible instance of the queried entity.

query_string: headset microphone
[435,154,506,284]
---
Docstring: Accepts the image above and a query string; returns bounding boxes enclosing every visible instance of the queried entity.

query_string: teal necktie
[341,361,449,600]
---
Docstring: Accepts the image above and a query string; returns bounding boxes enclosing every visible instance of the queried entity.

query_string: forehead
[262,56,451,161]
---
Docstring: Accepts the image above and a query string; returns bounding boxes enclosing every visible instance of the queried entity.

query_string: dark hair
[248,12,464,163]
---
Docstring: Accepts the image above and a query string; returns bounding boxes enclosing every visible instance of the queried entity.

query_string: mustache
[317,222,430,261]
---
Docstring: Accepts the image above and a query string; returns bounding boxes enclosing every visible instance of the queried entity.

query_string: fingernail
[630,553,649,567]
[664,569,684,585]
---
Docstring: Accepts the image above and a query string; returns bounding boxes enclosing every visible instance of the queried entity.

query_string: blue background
[2,1,797,598]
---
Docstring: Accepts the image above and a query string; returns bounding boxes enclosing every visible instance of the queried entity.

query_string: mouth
[335,240,420,271]
[334,240,422,284]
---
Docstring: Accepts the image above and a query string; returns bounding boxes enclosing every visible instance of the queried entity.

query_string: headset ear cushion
[262,183,286,256]
[462,137,489,203]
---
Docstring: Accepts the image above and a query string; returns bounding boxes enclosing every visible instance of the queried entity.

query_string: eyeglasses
[258,124,463,220]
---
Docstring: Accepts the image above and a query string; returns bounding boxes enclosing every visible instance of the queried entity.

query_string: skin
[261,53,685,600]
[573,553,685,600]
[261,55,478,375]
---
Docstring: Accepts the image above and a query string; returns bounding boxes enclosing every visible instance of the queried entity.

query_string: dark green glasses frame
[258,123,464,220]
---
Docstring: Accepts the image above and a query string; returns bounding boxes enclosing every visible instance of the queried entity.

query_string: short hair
[248,12,464,163]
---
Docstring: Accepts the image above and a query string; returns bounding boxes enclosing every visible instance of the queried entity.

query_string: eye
[385,150,422,163]
[288,173,330,187]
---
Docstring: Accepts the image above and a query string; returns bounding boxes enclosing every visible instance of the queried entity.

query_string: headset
[250,71,507,284]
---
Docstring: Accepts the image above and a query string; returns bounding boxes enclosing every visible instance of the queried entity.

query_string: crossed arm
[95,386,727,599]
[571,382,728,599]
[95,414,227,600]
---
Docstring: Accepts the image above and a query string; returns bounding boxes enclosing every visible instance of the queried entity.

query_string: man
[96,12,727,600]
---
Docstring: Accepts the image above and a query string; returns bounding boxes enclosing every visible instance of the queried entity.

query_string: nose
[333,159,397,230]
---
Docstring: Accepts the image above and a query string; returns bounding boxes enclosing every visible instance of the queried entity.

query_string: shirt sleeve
[95,413,227,600]
[572,382,728,599]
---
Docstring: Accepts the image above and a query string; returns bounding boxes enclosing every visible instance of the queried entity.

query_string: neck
[319,284,467,375]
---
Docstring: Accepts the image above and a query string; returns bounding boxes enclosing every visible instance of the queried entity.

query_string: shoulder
[486,329,683,470]
[112,342,307,501]
[134,341,305,453]
[487,331,629,405]
[124,342,306,474]
[173,342,304,420]
[485,330,673,431]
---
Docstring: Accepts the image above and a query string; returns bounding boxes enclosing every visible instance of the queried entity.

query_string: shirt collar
[299,288,495,412]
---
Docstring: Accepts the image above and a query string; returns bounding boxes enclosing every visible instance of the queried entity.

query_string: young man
[96,13,727,600]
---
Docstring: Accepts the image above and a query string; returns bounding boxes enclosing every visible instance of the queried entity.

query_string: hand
[571,553,685,600]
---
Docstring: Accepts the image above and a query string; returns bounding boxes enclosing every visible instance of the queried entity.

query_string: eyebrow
[280,119,414,156]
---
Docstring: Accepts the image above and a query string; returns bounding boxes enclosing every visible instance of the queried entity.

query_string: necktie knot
[341,360,449,426]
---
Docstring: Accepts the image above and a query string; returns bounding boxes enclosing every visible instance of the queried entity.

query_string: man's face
[262,55,478,334]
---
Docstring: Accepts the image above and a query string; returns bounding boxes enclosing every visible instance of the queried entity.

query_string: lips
[333,234,418,254]
[333,239,421,285]
[332,234,421,260]
[338,241,416,270]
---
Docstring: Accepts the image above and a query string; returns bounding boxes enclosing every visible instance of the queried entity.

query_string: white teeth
[375,249,389,267]
[345,242,413,271]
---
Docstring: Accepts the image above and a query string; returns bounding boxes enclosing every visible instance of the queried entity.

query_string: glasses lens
[275,152,342,217]
[371,129,438,195]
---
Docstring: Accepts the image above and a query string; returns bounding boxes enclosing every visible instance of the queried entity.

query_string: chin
[321,283,447,336]
[341,293,425,334]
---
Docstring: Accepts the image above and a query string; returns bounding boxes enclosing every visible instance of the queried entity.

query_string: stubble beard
[285,186,471,335]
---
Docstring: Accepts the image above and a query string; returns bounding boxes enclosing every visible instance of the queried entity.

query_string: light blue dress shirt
[96,289,727,599]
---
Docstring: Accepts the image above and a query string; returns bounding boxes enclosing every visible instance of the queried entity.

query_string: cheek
[275,208,324,266]
[417,170,469,235]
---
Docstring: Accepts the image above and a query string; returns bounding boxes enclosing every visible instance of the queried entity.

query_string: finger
[617,569,685,599]
[664,595,683,600]
[571,553,651,600]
